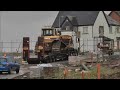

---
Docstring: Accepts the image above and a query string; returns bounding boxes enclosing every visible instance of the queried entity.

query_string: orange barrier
[63,67,68,79]
[3,53,7,58]
[81,71,84,79]
[97,63,100,79]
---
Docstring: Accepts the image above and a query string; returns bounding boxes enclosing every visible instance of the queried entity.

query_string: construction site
[0,11,120,79]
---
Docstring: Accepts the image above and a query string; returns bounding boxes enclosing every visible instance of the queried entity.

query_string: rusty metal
[23,37,30,61]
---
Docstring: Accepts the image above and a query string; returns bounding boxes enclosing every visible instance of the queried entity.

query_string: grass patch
[51,65,120,79]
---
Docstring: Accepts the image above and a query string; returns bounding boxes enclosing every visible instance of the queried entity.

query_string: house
[52,11,120,53]
[109,11,120,23]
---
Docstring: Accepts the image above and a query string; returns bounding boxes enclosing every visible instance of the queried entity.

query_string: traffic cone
[3,53,7,58]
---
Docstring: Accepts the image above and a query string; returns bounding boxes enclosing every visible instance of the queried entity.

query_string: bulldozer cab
[42,27,58,36]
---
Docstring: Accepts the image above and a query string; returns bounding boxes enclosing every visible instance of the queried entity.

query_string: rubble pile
[29,64,59,79]
[68,56,87,66]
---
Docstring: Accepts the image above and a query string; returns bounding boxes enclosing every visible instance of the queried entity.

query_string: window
[74,27,77,32]
[109,26,112,34]
[46,30,49,35]
[116,26,120,33]
[76,38,79,43]
[83,27,88,34]
[49,30,52,34]
[66,26,70,30]
[43,30,53,35]
[99,26,104,36]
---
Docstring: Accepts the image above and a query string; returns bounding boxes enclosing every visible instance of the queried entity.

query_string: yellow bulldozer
[34,27,78,63]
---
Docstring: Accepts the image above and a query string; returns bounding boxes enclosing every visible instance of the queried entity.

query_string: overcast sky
[0,11,58,42]
[0,11,111,52]
[0,11,111,42]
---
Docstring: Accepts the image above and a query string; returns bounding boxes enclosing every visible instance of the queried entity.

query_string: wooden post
[81,71,84,79]
[97,63,100,79]
[63,67,68,79]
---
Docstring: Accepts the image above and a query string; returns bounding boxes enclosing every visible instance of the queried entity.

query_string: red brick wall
[110,11,120,23]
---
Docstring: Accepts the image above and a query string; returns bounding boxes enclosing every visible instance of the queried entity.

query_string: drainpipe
[92,26,94,52]
[92,26,93,38]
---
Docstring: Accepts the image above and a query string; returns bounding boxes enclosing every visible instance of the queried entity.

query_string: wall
[78,26,93,52]
[93,11,110,38]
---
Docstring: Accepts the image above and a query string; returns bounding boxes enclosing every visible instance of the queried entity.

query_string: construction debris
[68,56,85,66]
[81,63,89,71]
[29,66,41,78]
[29,64,59,79]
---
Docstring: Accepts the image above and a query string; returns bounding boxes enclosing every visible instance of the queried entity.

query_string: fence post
[97,63,101,79]
[91,51,93,65]
[0,41,3,52]
[11,40,12,53]
[83,39,84,53]
[63,67,68,79]
[87,39,88,51]
[81,71,84,79]
[1,41,3,52]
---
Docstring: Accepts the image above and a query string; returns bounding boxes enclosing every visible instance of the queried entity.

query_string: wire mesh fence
[0,39,119,55]
[0,40,37,53]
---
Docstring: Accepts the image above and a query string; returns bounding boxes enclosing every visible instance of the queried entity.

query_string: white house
[52,11,120,53]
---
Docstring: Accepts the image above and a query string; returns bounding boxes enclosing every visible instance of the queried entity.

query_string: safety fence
[0,39,119,54]
[0,40,37,53]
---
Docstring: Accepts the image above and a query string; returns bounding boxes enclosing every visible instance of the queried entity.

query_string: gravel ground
[0,61,68,79]
[1,53,120,79]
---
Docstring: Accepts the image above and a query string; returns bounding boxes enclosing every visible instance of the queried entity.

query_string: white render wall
[93,11,120,49]
[93,11,120,41]
[78,26,93,39]
[112,26,120,49]
[112,26,120,39]
[93,11,110,38]
[78,26,94,52]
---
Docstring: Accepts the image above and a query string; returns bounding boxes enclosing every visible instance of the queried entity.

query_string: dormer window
[66,26,70,30]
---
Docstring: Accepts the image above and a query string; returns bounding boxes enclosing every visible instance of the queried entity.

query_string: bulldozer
[34,27,78,63]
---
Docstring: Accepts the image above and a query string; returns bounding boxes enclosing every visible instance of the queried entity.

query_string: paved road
[0,65,29,79]
[0,60,68,79]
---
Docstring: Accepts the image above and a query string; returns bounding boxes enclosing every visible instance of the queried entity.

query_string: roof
[109,11,120,16]
[52,11,100,27]
[64,16,78,26]
[52,11,120,28]
[105,13,120,26]
[115,11,120,16]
